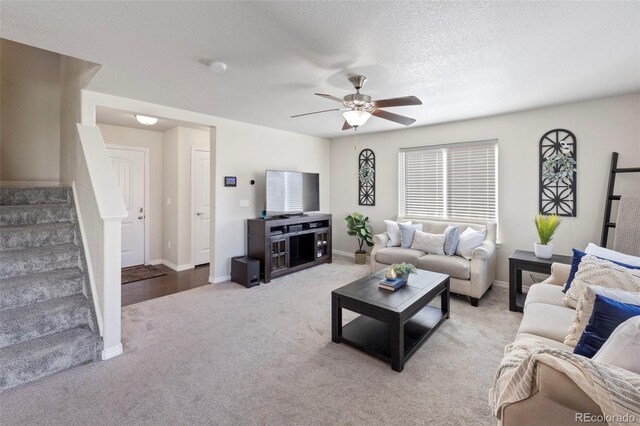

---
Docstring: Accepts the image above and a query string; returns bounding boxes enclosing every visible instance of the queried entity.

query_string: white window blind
[399,140,498,222]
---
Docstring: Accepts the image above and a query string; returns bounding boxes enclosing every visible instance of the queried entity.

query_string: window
[399,140,498,222]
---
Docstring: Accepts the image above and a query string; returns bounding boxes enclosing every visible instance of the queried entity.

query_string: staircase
[0,186,102,392]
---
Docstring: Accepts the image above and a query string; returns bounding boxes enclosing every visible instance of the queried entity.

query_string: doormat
[122,265,167,285]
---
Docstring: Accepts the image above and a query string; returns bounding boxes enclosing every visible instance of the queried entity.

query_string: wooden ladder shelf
[600,152,640,247]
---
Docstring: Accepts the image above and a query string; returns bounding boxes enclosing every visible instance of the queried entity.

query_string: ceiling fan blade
[370,96,422,108]
[371,109,416,126]
[342,121,353,131]
[315,93,344,104]
[291,108,340,118]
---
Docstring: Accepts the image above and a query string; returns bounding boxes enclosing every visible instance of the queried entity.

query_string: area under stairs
[0,186,102,392]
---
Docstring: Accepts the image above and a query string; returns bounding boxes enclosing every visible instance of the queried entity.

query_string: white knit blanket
[490,339,640,425]
[614,193,640,257]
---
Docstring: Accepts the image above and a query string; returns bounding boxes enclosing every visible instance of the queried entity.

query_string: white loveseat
[370,218,497,306]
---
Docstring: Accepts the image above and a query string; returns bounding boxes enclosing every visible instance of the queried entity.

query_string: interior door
[193,150,211,266]
[108,148,145,268]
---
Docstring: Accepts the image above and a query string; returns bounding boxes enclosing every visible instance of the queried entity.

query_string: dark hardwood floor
[122,264,211,307]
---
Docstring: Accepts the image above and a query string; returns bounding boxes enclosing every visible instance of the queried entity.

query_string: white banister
[75,124,127,359]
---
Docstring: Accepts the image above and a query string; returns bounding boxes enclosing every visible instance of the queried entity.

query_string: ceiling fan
[291,75,422,131]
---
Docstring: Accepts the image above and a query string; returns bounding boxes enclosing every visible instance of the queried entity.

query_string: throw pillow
[398,223,423,249]
[592,316,640,374]
[384,220,410,247]
[585,243,640,267]
[443,225,461,256]
[563,249,640,294]
[573,294,640,358]
[564,286,640,347]
[563,255,640,309]
[455,227,486,260]
[411,230,446,255]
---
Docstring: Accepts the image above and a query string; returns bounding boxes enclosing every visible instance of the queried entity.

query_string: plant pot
[397,274,408,283]
[534,243,553,259]
[354,252,367,265]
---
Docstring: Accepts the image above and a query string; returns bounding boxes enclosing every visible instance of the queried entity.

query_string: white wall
[1,39,61,182]
[98,123,164,262]
[213,121,330,281]
[330,93,640,283]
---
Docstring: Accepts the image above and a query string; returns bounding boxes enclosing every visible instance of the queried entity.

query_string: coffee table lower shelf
[339,305,445,366]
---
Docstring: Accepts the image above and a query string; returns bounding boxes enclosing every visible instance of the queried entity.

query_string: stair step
[0,243,80,279]
[0,222,76,251]
[0,325,100,392]
[0,187,70,206]
[0,203,76,226]
[0,267,84,311]
[0,294,91,349]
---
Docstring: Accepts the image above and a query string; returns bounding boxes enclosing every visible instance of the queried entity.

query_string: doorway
[107,146,148,268]
[192,148,211,266]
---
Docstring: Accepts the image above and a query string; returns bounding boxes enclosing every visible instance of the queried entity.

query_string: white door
[108,148,145,268]
[193,150,211,266]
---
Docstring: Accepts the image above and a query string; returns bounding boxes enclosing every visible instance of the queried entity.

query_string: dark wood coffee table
[331,269,450,372]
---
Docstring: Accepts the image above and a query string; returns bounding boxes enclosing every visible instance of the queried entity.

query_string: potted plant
[390,262,418,282]
[344,212,373,264]
[533,214,560,259]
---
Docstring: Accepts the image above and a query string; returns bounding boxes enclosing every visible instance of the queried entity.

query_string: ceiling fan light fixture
[135,115,158,125]
[343,110,371,128]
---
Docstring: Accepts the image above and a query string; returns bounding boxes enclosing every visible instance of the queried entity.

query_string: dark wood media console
[247,214,332,283]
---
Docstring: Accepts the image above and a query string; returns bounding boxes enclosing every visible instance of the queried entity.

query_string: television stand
[247,213,332,283]
[278,213,307,219]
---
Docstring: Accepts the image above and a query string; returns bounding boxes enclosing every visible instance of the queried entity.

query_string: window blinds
[399,140,497,222]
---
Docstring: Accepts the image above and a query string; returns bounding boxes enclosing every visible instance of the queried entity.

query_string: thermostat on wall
[224,176,237,187]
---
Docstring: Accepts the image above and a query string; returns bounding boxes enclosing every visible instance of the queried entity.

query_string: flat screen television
[265,170,319,216]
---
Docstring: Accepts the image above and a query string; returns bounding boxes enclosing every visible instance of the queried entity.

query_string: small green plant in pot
[391,262,418,281]
[533,214,560,259]
[344,212,373,264]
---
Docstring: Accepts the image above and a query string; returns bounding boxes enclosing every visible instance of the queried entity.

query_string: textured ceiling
[2,1,639,139]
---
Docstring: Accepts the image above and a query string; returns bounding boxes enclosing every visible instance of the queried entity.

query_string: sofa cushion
[515,333,573,351]
[518,303,575,343]
[524,283,566,308]
[417,254,470,280]
[375,247,425,266]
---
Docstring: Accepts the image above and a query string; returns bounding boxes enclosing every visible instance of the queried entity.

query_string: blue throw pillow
[443,225,460,256]
[573,294,640,358]
[563,249,640,293]
[398,222,422,249]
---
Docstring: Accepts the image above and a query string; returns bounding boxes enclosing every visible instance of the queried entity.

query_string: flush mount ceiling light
[208,60,228,74]
[342,109,371,129]
[135,115,158,125]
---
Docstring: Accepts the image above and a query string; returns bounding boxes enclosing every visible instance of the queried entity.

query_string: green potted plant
[344,212,373,264]
[390,262,418,281]
[533,214,560,259]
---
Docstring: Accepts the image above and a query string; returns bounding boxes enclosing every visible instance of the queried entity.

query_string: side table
[508,250,572,312]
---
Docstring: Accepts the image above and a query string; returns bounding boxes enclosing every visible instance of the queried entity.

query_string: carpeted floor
[0,256,522,425]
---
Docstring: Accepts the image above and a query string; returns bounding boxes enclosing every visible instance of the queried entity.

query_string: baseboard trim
[0,180,62,187]
[210,274,231,284]
[102,343,123,360]
[147,259,163,266]
[161,260,193,272]
[493,280,509,289]
[333,250,371,261]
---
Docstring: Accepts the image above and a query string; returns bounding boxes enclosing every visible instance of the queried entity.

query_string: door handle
[138,215,144,220]
[196,211,204,216]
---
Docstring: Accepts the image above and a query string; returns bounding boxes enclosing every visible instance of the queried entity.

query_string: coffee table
[331,269,450,372]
